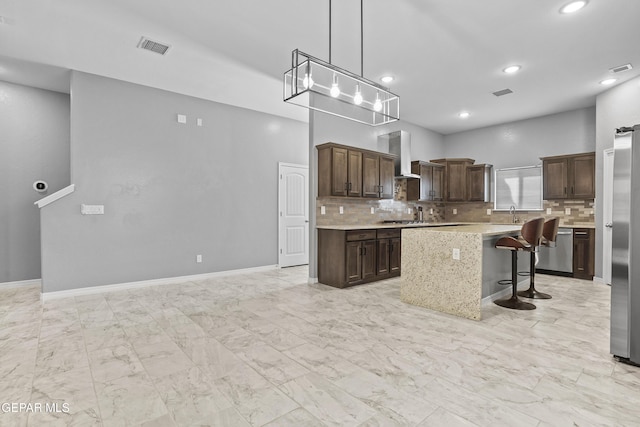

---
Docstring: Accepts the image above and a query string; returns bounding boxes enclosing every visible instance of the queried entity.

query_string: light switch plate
[407,208,412,214]
[452,248,460,260]
[453,208,457,215]
[196,254,202,263]
[547,208,552,214]
[339,206,344,214]
[370,207,375,214]
[486,209,492,215]
[320,205,326,215]
[565,208,571,215]
[430,208,434,215]
[177,114,187,124]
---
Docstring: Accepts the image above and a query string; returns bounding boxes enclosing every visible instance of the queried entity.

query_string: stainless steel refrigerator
[611,125,640,366]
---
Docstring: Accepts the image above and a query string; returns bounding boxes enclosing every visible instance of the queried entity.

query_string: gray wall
[0,81,70,283]
[595,75,640,279]
[443,107,596,169]
[40,71,307,292]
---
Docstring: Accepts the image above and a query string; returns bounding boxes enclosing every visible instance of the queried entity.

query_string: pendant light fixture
[283,0,399,126]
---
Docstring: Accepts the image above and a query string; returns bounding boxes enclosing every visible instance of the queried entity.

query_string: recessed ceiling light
[503,65,521,74]
[600,78,617,86]
[380,75,394,84]
[560,1,588,14]
[459,111,470,119]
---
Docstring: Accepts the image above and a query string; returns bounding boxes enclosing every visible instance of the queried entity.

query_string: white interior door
[278,163,309,267]
[603,148,614,285]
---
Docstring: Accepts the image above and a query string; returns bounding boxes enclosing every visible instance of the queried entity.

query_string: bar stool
[494,217,545,310]
[518,217,559,300]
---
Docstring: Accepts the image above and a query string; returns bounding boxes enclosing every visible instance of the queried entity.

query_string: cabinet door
[420,165,433,200]
[466,166,485,201]
[570,154,595,199]
[347,150,363,197]
[346,241,362,283]
[573,229,594,279]
[361,240,377,280]
[431,166,444,201]
[543,158,568,200]
[377,239,390,275]
[447,161,468,201]
[389,237,401,273]
[379,156,395,199]
[331,147,349,196]
[362,153,380,198]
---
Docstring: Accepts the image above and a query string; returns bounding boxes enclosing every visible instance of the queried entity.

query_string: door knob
[605,223,613,228]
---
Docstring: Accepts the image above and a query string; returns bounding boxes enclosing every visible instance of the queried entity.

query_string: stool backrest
[542,217,560,243]
[521,217,545,246]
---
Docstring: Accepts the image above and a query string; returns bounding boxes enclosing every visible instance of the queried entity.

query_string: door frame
[602,148,614,285]
[278,162,309,268]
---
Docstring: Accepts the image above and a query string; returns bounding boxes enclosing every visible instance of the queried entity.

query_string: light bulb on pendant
[302,63,314,89]
[353,83,363,105]
[330,74,341,98]
[373,91,383,112]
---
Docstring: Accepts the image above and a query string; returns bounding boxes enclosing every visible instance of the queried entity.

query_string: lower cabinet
[573,228,595,280]
[318,228,401,288]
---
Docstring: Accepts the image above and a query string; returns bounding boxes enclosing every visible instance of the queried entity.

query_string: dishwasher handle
[556,231,573,235]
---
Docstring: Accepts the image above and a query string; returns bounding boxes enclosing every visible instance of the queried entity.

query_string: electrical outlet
[339,206,344,214]
[370,207,375,214]
[408,208,412,214]
[547,208,552,214]
[565,208,571,215]
[452,248,460,260]
[486,209,492,215]
[320,205,326,215]
[196,254,202,263]
[197,118,203,127]
[430,208,434,215]
[453,208,457,215]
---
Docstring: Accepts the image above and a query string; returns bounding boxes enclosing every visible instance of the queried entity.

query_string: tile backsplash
[316,179,594,227]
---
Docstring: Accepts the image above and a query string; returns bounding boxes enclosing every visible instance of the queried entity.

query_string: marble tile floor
[1,267,639,426]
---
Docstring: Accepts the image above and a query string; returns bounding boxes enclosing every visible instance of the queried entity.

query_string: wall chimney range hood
[385,130,420,179]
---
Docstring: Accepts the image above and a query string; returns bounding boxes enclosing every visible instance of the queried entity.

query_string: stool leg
[517,250,552,299]
[494,251,536,310]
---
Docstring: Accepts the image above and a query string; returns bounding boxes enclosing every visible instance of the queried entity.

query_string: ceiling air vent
[137,37,170,55]
[492,88,513,97]
[610,63,633,74]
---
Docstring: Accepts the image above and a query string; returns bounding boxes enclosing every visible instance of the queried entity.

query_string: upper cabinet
[430,158,475,201]
[317,143,396,199]
[407,161,444,201]
[541,152,595,200]
[466,164,493,202]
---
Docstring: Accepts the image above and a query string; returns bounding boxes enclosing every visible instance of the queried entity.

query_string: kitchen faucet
[510,205,519,223]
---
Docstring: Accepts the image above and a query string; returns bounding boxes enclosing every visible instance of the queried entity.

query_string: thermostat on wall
[33,181,48,193]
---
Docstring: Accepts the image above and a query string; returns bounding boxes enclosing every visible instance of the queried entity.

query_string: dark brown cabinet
[407,161,445,201]
[317,143,395,199]
[573,228,595,280]
[466,164,492,202]
[542,152,595,200]
[318,228,401,288]
[376,229,401,277]
[430,158,475,201]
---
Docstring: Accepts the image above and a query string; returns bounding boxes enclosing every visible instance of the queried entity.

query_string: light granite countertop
[318,222,595,231]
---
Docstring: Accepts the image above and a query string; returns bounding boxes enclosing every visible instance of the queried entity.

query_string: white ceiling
[1,0,639,134]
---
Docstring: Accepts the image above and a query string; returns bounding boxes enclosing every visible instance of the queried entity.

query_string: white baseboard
[0,278,41,290]
[308,277,319,284]
[41,265,278,301]
[592,276,608,285]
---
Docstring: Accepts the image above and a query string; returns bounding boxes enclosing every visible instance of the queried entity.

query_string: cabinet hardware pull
[564,187,567,195]
[571,186,574,195]
[345,182,349,190]
[575,232,588,236]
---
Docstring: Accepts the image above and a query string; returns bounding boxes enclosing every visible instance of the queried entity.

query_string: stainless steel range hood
[384,130,420,179]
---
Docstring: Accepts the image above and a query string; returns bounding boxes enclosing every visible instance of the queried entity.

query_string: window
[494,165,543,211]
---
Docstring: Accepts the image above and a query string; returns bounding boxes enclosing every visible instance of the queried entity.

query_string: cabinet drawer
[377,229,401,239]
[346,230,377,241]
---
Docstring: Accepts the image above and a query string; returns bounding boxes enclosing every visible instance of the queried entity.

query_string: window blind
[494,165,543,211]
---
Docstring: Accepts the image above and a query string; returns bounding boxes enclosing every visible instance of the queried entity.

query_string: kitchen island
[400,224,524,320]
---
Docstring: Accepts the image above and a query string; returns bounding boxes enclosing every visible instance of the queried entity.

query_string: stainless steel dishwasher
[536,227,573,275]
